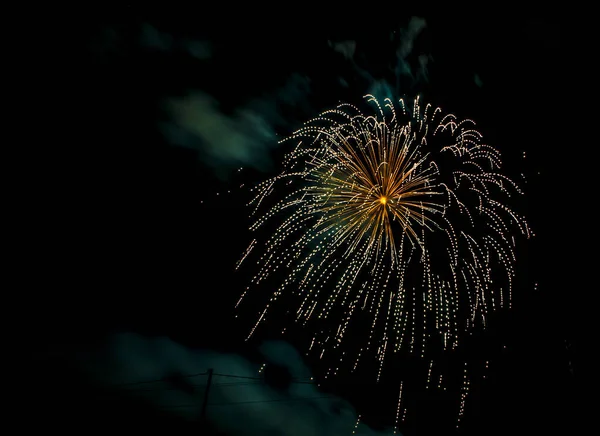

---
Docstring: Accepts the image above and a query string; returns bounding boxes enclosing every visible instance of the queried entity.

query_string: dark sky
[28,7,585,435]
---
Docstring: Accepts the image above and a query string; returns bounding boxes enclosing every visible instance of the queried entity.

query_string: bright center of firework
[380,196,387,205]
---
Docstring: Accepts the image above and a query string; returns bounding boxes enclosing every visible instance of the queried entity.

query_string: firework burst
[236,95,530,382]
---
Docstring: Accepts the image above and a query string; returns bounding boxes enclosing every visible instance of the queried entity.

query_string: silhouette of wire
[208,396,334,406]
[112,371,208,387]
[158,395,336,409]
[110,370,316,389]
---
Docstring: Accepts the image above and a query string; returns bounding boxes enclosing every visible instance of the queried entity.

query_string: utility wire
[157,395,336,409]
[109,370,316,388]
[112,371,208,387]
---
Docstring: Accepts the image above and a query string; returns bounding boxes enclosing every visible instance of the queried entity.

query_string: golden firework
[237,95,530,381]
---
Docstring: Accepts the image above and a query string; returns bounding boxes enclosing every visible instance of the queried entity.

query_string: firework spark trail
[237,94,529,380]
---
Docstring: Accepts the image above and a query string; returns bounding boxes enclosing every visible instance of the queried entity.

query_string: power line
[157,395,336,410]
[208,395,335,406]
[109,370,316,388]
[116,381,263,393]
[112,371,208,387]
[212,372,261,380]
[213,372,316,385]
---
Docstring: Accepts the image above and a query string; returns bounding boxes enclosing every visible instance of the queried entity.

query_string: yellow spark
[236,94,529,393]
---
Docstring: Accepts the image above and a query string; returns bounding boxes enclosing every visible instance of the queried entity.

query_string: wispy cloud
[327,16,430,99]
[140,23,212,59]
[77,333,398,435]
[161,74,311,178]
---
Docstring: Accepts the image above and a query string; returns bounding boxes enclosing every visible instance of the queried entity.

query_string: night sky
[29,7,584,435]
